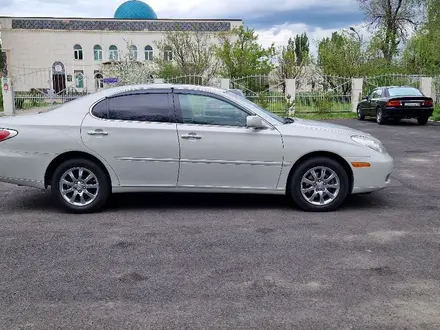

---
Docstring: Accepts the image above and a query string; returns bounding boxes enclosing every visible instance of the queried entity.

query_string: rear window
[388,87,423,97]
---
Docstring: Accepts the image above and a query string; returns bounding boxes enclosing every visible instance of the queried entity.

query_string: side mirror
[246,115,266,129]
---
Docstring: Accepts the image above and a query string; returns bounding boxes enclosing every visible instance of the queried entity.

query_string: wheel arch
[44,151,114,188]
[285,151,354,194]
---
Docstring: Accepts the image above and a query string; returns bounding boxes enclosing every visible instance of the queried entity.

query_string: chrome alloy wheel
[59,167,100,207]
[300,166,341,206]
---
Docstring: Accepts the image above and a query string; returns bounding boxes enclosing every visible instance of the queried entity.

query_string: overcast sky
[0,0,366,50]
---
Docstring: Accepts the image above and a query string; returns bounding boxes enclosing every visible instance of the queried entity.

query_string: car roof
[99,83,227,98]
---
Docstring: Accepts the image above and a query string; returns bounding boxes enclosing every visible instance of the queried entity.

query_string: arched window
[145,45,153,61]
[73,44,83,60]
[94,45,103,61]
[164,46,172,61]
[129,45,138,60]
[109,45,119,61]
[75,71,84,88]
[94,72,104,90]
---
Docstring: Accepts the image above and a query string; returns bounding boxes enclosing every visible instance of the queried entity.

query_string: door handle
[181,132,202,140]
[88,129,108,136]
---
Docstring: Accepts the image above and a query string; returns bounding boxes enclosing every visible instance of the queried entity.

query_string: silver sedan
[0,84,393,213]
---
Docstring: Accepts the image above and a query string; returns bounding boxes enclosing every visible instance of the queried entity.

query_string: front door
[81,90,179,187]
[173,91,284,190]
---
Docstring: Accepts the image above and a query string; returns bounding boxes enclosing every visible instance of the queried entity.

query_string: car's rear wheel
[376,108,385,125]
[357,106,365,120]
[288,157,350,212]
[417,116,429,125]
[51,159,110,213]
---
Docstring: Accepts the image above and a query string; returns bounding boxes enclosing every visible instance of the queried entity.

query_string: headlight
[351,135,386,153]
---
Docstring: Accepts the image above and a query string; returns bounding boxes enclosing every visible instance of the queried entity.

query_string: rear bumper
[345,153,394,194]
[383,107,433,118]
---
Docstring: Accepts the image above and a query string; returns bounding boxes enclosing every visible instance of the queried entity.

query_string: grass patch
[295,112,357,120]
[431,106,440,121]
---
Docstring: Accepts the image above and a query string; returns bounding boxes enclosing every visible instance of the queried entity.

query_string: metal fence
[230,75,287,116]
[295,74,352,114]
[7,67,434,116]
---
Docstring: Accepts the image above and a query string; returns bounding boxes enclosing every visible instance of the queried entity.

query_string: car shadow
[9,189,387,213]
[363,118,422,126]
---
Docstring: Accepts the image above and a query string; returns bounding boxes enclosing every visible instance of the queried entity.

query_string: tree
[294,33,309,66]
[215,26,275,79]
[318,32,365,78]
[154,28,219,81]
[357,0,425,62]
[400,0,440,73]
[100,41,155,87]
[276,36,310,93]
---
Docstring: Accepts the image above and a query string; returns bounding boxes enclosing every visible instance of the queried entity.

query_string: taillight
[386,100,401,107]
[423,100,433,107]
[0,129,18,142]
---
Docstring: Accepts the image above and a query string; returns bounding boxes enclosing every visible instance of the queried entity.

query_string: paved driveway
[1,119,440,329]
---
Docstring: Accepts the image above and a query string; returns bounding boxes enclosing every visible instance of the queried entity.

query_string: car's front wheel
[51,159,110,213]
[289,157,350,212]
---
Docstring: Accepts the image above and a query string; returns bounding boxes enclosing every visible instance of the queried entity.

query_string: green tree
[294,33,309,66]
[400,0,440,73]
[318,32,365,78]
[215,26,275,78]
[357,0,425,62]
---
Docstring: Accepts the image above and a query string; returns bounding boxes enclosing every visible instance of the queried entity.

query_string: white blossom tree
[100,41,156,87]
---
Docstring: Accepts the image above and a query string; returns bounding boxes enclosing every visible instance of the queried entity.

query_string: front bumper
[345,153,394,194]
[383,106,433,118]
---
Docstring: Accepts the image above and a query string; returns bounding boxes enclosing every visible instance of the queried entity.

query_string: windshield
[225,90,285,123]
[388,87,423,97]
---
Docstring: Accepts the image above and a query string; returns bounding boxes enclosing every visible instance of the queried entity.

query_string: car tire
[417,116,429,125]
[51,158,110,213]
[357,106,365,120]
[288,157,350,212]
[376,108,385,125]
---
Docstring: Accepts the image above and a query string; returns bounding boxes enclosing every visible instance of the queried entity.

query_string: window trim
[89,89,175,124]
[145,45,154,61]
[172,89,274,129]
[93,45,103,61]
[73,44,83,60]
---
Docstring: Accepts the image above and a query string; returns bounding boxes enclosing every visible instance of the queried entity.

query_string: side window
[91,99,108,119]
[108,93,171,123]
[376,89,383,98]
[369,90,378,99]
[177,94,249,127]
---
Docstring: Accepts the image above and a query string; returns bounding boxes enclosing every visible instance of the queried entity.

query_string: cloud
[256,22,369,54]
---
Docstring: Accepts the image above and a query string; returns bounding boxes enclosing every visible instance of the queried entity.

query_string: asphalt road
[1,119,440,330]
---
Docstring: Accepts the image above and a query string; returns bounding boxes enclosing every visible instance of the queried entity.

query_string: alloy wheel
[59,167,100,207]
[300,166,340,206]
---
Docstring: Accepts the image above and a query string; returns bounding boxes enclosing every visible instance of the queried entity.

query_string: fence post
[351,78,363,113]
[420,77,433,98]
[1,76,14,116]
[220,78,230,90]
[285,79,296,116]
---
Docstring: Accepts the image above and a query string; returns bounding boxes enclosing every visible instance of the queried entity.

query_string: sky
[0,0,367,51]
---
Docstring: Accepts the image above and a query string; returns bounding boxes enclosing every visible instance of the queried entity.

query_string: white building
[0,0,242,94]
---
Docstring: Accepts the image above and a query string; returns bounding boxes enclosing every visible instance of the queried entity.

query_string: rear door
[81,89,180,187]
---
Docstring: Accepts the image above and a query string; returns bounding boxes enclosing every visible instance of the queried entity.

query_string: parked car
[0,84,393,213]
[357,86,434,125]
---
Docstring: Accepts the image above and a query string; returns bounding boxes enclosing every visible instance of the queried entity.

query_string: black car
[357,86,434,125]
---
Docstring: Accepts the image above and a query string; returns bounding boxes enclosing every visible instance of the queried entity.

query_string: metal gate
[230,75,287,116]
